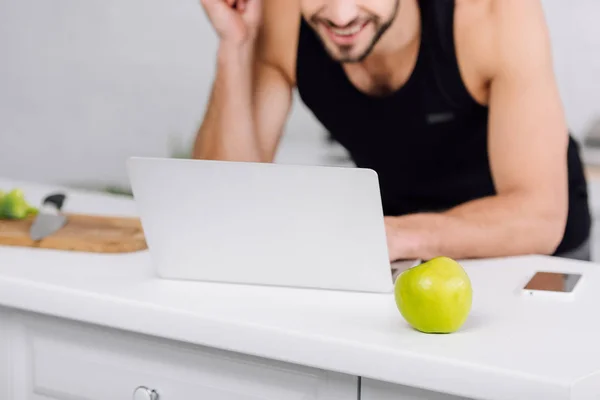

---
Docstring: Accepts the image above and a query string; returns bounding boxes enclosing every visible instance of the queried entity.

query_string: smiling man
[194,0,592,262]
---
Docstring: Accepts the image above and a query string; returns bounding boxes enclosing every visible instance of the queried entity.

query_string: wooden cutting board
[0,213,147,253]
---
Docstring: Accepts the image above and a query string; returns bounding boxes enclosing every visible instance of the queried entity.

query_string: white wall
[542,1,600,138]
[0,0,598,189]
[0,0,217,189]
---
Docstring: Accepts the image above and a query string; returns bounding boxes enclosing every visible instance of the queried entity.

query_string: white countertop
[1,178,599,400]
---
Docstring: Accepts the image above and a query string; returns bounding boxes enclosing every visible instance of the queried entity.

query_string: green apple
[394,257,472,334]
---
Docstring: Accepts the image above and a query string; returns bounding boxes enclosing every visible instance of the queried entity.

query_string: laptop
[127,156,396,293]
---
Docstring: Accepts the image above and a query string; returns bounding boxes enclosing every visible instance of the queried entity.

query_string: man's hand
[200,0,262,46]
[384,217,423,261]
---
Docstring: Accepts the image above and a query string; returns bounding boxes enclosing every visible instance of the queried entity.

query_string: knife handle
[43,193,66,211]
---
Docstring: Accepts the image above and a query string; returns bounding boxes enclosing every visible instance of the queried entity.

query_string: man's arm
[386,0,569,261]
[193,0,296,163]
[193,54,293,162]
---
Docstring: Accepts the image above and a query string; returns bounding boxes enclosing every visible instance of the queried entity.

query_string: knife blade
[29,193,68,241]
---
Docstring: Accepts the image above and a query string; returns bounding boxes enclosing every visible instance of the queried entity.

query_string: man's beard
[309,0,400,63]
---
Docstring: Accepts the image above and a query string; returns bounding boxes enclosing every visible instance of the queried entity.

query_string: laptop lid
[127,157,394,293]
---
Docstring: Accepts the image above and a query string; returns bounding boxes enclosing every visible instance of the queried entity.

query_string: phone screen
[524,271,582,293]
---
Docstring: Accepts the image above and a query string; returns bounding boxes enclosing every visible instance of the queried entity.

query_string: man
[194,0,592,262]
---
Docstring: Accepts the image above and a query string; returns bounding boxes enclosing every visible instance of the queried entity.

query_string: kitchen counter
[1,177,599,400]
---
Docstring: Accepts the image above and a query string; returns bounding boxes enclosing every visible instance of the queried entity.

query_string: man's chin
[317,40,367,62]
[328,47,372,63]
[338,52,370,63]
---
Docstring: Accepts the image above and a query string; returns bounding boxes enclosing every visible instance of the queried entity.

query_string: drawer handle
[133,386,159,400]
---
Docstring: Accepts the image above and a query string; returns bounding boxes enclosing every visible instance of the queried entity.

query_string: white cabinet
[0,310,357,400]
[361,377,469,400]
[0,309,12,400]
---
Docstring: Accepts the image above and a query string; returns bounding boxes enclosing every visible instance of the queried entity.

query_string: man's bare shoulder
[487,0,554,68]
[255,0,301,86]
[454,0,553,103]
[452,0,495,104]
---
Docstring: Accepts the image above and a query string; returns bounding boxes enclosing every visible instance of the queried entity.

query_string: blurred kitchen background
[1,0,600,258]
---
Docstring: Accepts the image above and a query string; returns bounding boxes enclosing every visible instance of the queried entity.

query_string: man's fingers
[199,0,215,8]
[200,0,235,22]
[243,0,262,23]
[200,0,233,13]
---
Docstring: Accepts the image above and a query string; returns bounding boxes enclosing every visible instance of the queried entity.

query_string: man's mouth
[323,21,369,45]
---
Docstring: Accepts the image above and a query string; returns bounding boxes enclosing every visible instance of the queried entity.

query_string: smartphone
[522,271,582,299]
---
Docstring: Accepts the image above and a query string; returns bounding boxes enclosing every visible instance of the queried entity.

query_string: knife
[29,193,68,241]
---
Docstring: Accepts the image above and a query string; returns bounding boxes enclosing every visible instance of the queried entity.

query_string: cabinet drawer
[361,378,466,400]
[11,313,356,400]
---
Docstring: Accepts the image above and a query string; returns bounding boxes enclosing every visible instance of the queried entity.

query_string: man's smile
[322,21,370,45]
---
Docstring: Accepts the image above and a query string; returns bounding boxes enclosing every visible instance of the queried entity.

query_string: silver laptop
[127,156,395,293]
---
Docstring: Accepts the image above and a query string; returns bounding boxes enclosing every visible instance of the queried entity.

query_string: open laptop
[127,156,398,293]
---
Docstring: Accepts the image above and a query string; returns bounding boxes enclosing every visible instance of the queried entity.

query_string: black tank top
[295,0,591,254]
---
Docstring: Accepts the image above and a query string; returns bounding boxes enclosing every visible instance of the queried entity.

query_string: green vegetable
[0,191,5,219]
[0,188,38,220]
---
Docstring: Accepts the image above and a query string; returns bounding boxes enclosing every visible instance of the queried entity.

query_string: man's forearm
[193,45,263,162]
[386,193,567,261]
